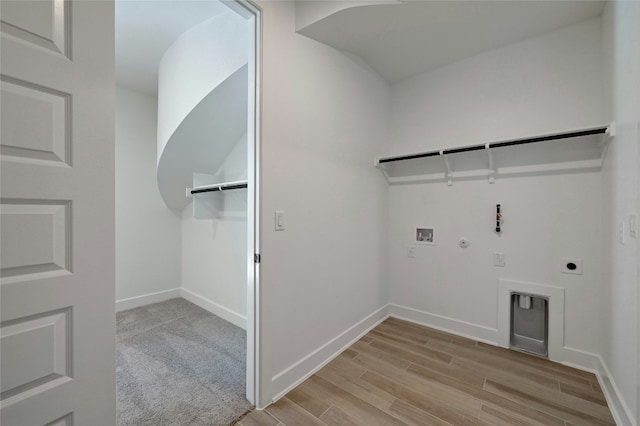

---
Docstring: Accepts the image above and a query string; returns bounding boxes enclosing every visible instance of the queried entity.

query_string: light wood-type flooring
[238,317,615,426]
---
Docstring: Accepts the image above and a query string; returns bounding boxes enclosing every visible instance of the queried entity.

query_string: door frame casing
[229,0,262,407]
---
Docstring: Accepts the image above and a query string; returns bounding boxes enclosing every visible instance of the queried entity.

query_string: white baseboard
[180,288,247,330]
[595,355,636,426]
[388,303,498,345]
[116,288,181,312]
[268,304,390,405]
[561,346,601,373]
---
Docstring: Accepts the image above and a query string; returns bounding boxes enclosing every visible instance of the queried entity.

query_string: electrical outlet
[561,258,583,275]
[493,252,505,267]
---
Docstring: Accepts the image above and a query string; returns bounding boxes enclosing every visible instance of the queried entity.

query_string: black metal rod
[490,128,607,149]
[377,127,608,165]
[378,150,440,164]
[443,145,486,155]
[190,183,248,195]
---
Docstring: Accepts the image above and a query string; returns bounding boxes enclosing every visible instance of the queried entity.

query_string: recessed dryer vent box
[511,293,548,358]
[561,258,583,275]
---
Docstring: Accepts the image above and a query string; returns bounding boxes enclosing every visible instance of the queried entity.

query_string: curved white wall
[157,10,248,210]
[295,0,399,32]
[158,66,248,210]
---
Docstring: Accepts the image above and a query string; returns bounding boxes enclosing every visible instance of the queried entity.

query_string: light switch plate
[275,211,285,231]
[630,213,637,238]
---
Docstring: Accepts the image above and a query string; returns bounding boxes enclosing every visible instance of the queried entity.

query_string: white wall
[257,0,391,407]
[181,134,248,329]
[156,7,249,211]
[157,10,248,158]
[601,1,640,424]
[389,174,602,354]
[388,18,605,362]
[115,87,182,304]
[391,18,603,154]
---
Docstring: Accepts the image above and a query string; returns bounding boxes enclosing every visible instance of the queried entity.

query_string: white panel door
[1,1,116,425]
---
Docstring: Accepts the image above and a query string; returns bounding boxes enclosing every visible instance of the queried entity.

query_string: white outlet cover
[561,258,583,275]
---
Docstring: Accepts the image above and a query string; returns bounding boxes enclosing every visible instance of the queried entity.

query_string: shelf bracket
[600,122,616,167]
[606,122,616,138]
[441,150,453,186]
[375,158,392,184]
[486,143,495,184]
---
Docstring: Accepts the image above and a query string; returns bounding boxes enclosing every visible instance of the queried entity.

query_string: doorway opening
[114,0,260,423]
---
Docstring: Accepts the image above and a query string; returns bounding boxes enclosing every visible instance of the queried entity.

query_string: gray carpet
[116,298,252,426]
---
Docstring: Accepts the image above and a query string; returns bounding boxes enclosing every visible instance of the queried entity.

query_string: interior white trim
[390,303,604,376]
[231,0,262,408]
[115,288,181,312]
[180,288,247,330]
[497,278,565,361]
[389,303,498,344]
[269,304,390,405]
[561,346,602,373]
[595,355,637,426]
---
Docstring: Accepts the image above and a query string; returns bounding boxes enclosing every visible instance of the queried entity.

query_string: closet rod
[190,183,247,195]
[490,128,607,149]
[378,126,609,164]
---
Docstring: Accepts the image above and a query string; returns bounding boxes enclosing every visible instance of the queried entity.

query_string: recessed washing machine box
[510,293,548,358]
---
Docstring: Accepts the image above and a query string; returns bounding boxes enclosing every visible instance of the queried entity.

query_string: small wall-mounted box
[561,258,583,275]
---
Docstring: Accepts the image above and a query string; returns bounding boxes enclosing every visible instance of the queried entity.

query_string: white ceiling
[298,1,606,84]
[117,1,606,93]
[115,0,228,95]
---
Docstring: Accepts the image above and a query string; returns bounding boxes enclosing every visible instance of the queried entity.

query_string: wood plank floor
[238,318,615,426]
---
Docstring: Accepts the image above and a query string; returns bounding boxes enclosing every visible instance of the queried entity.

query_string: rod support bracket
[485,143,495,184]
[375,158,391,183]
[441,150,453,186]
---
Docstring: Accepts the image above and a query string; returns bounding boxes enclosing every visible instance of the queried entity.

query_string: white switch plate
[275,211,285,231]
[493,252,505,267]
[619,220,626,244]
[407,247,415,258]
[630,213,637,238]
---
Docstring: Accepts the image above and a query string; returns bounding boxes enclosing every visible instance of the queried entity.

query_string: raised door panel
[1,308,70,398]
[0,201,71,280]
[0,78,70,165]
[0,0,69,58]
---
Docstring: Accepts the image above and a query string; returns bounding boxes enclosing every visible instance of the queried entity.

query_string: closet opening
[114,0,260,424]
